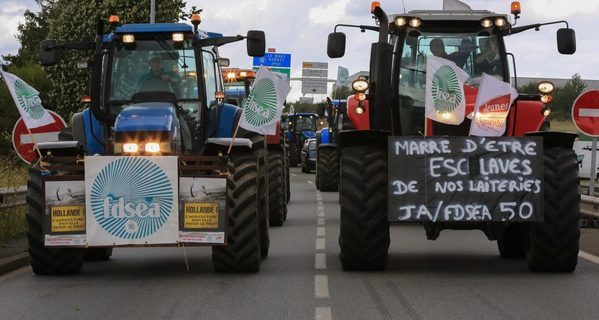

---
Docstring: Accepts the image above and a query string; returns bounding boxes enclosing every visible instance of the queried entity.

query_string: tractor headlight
[122,34,135,44]
[540,95,553,104]
[123,143,138,153]
[408,17,422,28]
[494,17,508,28]
[145,142,160,153]
[354,92,367,101]
[352,78,369,92]
[537,81,554,94]
[481,18,493,28]
[394,17,408,27]
[355,106,365,114]
[172,33,185,42]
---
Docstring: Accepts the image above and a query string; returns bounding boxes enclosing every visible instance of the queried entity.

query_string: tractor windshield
[294,116,317,131]
[393,31,506,135]
[107,37,217,115]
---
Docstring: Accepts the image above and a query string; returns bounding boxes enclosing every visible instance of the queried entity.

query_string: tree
[548,73,587,120]
[332,86,352,100]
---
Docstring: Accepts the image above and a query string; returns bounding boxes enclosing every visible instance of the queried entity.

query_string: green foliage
[284,101,318,114]
[332,86,352,100]
[39,0,186,118]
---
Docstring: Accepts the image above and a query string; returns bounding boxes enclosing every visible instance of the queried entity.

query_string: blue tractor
[315,99,347,191]
[27,13,269,274]
[285,112,318,167]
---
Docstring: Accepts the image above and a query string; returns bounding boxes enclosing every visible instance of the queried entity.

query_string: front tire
[268,151,286,227]
[26,168,85,275]
[317,147,339,192]
[339,145,390,271]
[526,147,580,272]
[212,152,261,272]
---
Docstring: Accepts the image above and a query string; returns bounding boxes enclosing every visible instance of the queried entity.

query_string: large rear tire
[268,151,286,227]
[288,143,300,167]
[317,146,339,192]
[246,134,270,259]
[339,145,390,271]
[26,168,85,275]
[497,224,526,259]
[526,147,580,272]
[212,152,261,272]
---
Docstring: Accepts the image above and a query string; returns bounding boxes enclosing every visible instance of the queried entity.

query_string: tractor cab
[222,68,256,106]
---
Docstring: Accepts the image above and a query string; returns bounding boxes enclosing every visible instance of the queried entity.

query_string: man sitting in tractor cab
[138,55,181,93]
[430,37,474,68]
[475,37,501,75]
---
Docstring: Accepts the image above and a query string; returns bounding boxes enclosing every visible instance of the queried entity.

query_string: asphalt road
[2,167,599,320]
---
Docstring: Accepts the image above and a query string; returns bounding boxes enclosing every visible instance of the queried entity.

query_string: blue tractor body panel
[115,104,177,133]
[213,103,240,138]
[302,130,316,140]
[320,127,330,144]
[82,108,105,154]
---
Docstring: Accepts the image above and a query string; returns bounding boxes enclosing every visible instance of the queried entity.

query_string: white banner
[469,73,518,137]
[336,66,349,87]
[425,56,469,125]
[1,69,55,129]
[239,66,291,135]
[85,156,179,246]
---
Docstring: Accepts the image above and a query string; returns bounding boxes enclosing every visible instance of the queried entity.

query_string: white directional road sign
[302,68,328,78]
[301,78,328,94]
[302,62,328,69]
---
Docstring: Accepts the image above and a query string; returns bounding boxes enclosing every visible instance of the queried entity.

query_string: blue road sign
[253,53,291,68]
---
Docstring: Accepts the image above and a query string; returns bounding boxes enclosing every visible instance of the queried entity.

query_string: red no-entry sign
[12,111,66,164]
[572,90,599,137]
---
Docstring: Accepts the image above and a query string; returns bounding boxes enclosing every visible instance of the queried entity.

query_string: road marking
[579,251,599,264]
[315,275,329,298]
[315,307,332,320]
[318,211,325,218]
[316,238,326,250]
[317,205,324,211]
[315,253,327,269]
[291,173,297,177]
[307,180,314,184]
[317,217,325,226]
[317,226,326,237]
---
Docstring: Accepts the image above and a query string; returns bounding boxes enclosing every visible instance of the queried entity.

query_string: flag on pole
[335,66,349,87]
[443,0,471,10]
[469,73,518,137]
[1,69,55,129]
[239,66,291,135]
[425,55,470,125]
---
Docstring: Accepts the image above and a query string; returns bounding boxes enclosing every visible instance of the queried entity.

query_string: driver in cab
[138,55,180,91]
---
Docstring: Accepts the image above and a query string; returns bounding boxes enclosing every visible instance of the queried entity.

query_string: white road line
[318,211,325,218]
[317,205,324,211]
[579,251,599,264]
[307,180,314,184]
[316,238,326,250]
[315,307,332,320]
[315,275,330,298]
[317,226,326,237]
[291,173,297,177]
[317,217,325,226]
[315,253,327,269]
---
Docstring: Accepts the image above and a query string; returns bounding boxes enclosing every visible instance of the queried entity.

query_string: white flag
[469,73,518,137]
[425,56,469,125]
[239,66,291,135]
[335,66,349,87]
[1,69,55,129]
[443,0,471,10]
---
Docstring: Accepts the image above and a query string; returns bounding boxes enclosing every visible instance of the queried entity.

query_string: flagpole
[24,124,44,161]
[227,119,243,155]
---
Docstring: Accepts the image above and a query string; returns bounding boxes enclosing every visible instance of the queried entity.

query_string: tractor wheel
[317,147,339,192]
[315,166,320,190]
[26,168,85,275]
[268,150,286,227]
[285,155,290,205]
[288,143,300,167]
[84,248,113,261]
[212,152,261,272]
[247,134,269,259]
[497,224,526,258]
[526,147,580,272]
[339,145,389,271]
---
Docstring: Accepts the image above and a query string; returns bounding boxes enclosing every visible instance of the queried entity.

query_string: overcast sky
[1,0,598,102]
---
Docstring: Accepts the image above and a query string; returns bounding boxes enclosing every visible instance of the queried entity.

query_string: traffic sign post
[253,53,291,79]
[572,90,599,195]
[12,110,66,164]
[301,61,328,95]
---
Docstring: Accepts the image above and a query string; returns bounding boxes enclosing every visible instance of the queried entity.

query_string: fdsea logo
[90,157,173,239]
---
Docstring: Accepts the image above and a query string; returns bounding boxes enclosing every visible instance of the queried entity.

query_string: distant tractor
[221,67,288,226]
[328,2,580,272]
[315,99,349,191]
[28,13,269,274]
[285,112,318,167]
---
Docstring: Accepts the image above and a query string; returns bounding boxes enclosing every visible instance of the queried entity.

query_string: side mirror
[327,32,346,58]
[216,58,230,67]
[557,28,576,54]
[246,30,266,57]
[39,39,60,66]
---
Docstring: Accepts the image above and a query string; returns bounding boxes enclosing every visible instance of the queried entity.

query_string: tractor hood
[114,103,178,133]
[302,130,316,140]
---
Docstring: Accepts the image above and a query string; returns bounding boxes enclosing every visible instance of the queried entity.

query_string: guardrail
[0,186,27,209]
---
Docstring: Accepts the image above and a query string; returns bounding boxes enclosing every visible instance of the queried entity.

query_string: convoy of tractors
[25,1,582,275]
